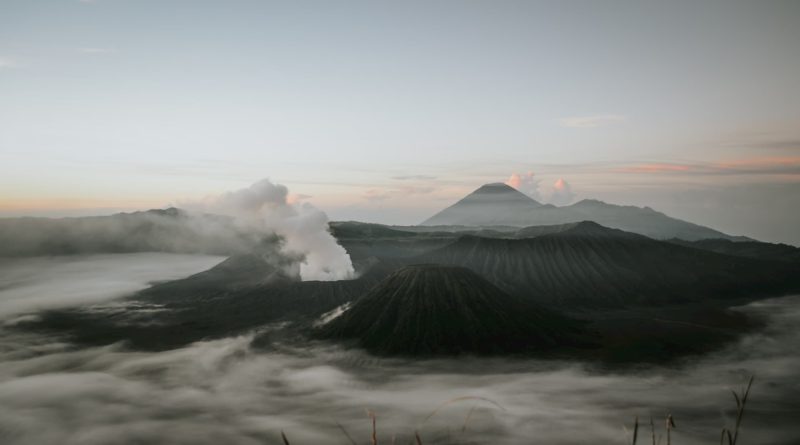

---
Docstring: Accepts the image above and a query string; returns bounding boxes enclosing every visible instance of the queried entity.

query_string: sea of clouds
[0,254,798,445]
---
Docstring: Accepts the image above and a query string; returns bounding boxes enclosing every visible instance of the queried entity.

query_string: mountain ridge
[416,222,800,308]
[420,183,744,241]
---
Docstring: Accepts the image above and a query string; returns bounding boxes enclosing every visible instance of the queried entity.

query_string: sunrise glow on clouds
[0,1,799,243]
[615,157,800,176]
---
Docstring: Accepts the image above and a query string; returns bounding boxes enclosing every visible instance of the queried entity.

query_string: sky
[0,0,799,244]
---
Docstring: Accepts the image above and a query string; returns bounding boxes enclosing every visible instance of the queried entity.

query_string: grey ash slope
[33,253,396,351]
[417,221,800,308]
[318,265,584,356]
[421,183,742,241]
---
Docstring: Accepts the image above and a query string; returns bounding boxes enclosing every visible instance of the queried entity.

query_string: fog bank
[0,254,223,318]
[0,255,798,444]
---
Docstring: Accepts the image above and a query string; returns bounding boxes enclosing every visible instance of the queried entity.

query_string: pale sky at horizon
[1,1,799,244]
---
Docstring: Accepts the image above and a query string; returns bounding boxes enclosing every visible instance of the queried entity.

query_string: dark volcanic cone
[318,264,583,356]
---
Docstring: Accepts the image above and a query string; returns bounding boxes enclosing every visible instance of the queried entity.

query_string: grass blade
[462,406,477,433]
[334,420,358,445]
[732,390,741,410]
[665,414,675,445]
[720,428,730,445]
[650,417,656,445]
[731,375,754,445]
[424,396,506,422]
[370,411,377,445]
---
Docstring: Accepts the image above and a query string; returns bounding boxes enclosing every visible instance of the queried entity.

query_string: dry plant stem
[334,420,358,445]
[650,417,656,445]
[732,376,754,445]
[666,414,675,445]
[721,428,732,445]
[370,412,377,445]
[723,375,754,445]
[462,406,477,433]
[280,430,290,445]
[424,396,506,422]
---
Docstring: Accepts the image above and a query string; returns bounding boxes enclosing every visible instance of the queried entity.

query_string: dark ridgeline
[17,183,800,359]
[416,221,800,308]
[317,265,585,356]
[668,237,800,262]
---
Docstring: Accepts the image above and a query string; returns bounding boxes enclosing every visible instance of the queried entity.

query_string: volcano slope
[668,238,800,263]
[416,221,800,309]
[29,253,398,351]
[329,221,460,262]
[317,265,586,356]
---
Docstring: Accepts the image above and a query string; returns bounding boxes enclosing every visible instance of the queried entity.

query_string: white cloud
[548,178,576,206]
[558,114,626,128]
[505,171,541,200]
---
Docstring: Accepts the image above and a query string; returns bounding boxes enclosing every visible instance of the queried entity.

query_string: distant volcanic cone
[421,182,541,226]
[317,264,584,356]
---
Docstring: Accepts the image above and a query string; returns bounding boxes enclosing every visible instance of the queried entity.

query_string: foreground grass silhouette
[278,377,755,445]
[629,376,753,445]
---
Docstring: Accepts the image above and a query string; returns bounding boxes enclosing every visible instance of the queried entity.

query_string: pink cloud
[505,171,541,200]
[616,163,692,174]
[549,178,576,205]
[616,157,800,176]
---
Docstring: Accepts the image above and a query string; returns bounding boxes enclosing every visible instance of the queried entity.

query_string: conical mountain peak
[317,264,581,355]
[421,183,541,226]
[465,182,539,201]
[472,182,521,193]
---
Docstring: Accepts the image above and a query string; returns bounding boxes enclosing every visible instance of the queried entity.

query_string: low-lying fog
[0,255,798,445]
[0,254,225,319]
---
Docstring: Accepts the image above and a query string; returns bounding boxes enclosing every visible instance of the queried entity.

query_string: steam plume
[192,178,354,281]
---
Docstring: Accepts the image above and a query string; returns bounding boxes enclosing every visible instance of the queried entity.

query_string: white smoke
[190,178,354,281]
